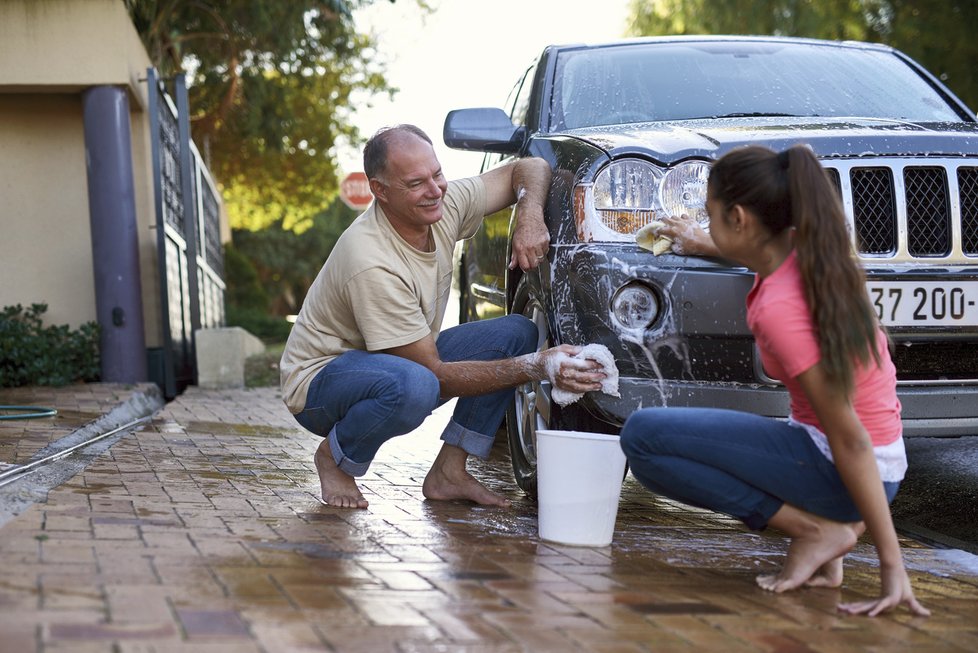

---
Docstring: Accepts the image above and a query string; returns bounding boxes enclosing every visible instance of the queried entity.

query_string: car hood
[561,117,978,162]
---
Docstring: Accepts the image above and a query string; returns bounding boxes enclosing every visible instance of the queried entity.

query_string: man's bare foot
[314,440,368,509]
[757,507,859,593]
[422,444,511,507]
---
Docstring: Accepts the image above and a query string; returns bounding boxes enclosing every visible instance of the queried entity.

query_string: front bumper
[587,377,978,437]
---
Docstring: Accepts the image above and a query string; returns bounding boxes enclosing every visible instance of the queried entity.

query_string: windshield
[551,41,965,130]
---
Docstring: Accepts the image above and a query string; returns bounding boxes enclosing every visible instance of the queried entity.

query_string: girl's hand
[657,214,719,257]
[837,565,930,617]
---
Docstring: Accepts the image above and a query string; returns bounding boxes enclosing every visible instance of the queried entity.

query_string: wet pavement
[1,383,978,652]
[891,437,978,551]
[0,385,122,466]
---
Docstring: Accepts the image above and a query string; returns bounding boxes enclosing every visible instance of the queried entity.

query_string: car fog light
[610,283,659,331]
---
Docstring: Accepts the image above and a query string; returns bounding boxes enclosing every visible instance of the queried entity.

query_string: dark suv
[444,36,978,495]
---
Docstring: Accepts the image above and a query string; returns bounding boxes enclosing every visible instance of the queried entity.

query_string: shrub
[224,244,270,312]
[0,303,100,387]
[225,305,293,343]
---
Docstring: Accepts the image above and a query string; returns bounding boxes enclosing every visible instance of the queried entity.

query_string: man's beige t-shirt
[280,177,487,413]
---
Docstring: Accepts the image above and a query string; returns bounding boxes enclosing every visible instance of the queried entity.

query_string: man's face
[371,134,449,231]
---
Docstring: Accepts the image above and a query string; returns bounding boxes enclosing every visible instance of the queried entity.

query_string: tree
[126,1,399,231]
[229,197,358,316]
[626,0,978,111]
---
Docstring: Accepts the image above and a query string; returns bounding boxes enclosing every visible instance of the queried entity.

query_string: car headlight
[660,161,710,228]
[575,158,711,242]
[610,283,660,331]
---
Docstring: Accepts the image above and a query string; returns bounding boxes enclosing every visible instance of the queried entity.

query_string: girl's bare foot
[804,556,844,588]
[422,444,511,507]
[315,440,368,509]
[803,521,865,588]
[757,506,859,593]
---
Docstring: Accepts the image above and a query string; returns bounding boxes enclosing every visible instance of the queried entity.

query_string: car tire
[505,276,549,497]
[505,276,617,498]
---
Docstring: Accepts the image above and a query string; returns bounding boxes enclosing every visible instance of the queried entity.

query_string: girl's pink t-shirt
[746,250,902,446]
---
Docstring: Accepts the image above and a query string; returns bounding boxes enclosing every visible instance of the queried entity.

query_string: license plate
[866,281,978,327]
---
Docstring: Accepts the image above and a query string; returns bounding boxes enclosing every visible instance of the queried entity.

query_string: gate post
[81,85,148,383]
[174,74,201,368]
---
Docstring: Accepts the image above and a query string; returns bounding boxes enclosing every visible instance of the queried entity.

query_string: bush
[224,244,270,312]
[226,305,293,343]
[0,303,100,387]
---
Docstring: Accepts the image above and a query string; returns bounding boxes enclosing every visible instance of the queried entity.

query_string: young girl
[621,145,929,617]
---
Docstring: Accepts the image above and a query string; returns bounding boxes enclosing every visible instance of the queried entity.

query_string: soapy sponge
[636,221,673,255]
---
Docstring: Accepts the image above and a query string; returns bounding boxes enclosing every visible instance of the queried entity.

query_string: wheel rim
[513,296,551,467]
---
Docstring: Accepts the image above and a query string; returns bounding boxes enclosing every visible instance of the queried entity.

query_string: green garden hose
[0,406,58,420]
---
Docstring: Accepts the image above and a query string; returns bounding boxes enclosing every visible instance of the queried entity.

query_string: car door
[459,63,536,322]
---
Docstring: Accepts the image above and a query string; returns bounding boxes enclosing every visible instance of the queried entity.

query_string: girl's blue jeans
[293,315,537,477]
[619,407,899,530]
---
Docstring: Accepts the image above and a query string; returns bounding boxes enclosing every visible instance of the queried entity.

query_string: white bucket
[536,429,627,547]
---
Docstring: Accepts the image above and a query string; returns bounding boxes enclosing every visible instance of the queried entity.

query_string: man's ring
[536,254,546,260]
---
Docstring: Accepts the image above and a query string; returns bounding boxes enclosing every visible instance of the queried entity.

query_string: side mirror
[443,108,526,154]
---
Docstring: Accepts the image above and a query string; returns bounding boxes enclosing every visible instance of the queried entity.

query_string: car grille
[891,341,978,381]
[823,159,978,262]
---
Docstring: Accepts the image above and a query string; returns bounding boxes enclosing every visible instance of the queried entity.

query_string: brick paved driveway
[1,384,977,652]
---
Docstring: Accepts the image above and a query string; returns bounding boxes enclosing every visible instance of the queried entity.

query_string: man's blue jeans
[293,315,537,477]
[619,407,900,530]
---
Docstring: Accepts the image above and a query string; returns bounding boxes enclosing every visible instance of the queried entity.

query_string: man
[280,124,603,509]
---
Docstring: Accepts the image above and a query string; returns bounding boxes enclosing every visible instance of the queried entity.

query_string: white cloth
[788,416,908,483]
[551,344,621,407]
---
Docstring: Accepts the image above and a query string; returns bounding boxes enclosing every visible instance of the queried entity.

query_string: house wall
[0,0,164,347]
[0,94,93,328]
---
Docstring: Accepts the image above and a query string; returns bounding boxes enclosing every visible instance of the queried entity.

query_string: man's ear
[369,178,388,203]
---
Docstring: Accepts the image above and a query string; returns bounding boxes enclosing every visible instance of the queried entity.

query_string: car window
[550,41,964,130]
[510,64,535,127]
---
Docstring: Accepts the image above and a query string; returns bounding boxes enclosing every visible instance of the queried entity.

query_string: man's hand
[538,344,605,393]
[510,202,550,270]
[481,157,553,271]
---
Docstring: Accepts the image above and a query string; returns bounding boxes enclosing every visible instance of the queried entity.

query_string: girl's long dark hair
[709,145,881,396]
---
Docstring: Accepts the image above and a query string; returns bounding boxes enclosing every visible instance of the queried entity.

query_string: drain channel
[0,415,153,488]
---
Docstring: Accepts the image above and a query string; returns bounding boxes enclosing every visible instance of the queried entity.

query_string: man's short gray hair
[363,124,433,181]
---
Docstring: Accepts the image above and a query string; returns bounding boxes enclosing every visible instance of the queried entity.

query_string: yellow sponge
[635,221,673,255]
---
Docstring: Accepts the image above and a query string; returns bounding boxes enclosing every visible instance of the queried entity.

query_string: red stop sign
[339,171,373,210]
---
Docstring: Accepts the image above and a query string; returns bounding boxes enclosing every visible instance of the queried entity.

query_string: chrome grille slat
[823,159,978,264]
[958,167,978,255]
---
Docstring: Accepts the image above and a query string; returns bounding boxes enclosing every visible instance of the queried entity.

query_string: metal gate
[146,69,226,399]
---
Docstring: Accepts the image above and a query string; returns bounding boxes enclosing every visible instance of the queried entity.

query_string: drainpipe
[81,85,148,383]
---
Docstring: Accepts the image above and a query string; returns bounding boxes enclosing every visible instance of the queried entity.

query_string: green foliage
[224,244,269,312]
[125,1,403,231]
[225,306,293,343]
[223,196,356,342]
[0,304,100,387]
[224,240,292,341]
[627,0,978,111]
[228,197,358,316]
